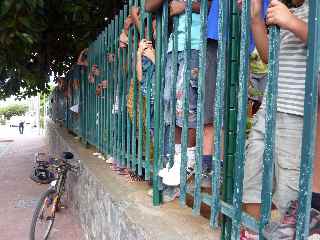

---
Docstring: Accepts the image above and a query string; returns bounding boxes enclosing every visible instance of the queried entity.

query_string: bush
[0,104,28,120]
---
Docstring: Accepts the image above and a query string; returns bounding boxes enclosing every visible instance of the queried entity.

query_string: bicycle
[29,155,80,240]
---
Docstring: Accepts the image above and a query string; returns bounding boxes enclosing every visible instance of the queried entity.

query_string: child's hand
[124,16,133,31]
[266,0,294,30]
[119,31,128,47]
[169,0,186,17]
[237,0,262,21]
[143,47,156,63]
[138,39,147,56]
[131,6,140,18]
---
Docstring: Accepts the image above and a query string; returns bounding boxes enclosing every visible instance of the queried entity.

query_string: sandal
[118,168,129,175]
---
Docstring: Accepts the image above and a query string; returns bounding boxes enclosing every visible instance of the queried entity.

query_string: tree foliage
[0,103,28,120]
[0,0,124,100]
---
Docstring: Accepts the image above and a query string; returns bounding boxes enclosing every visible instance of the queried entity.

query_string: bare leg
[313,105,320,193]
[174,126,196,147]
[175,127,182,144]
[243,203,261,220]
[203,123,214,155]
[188,128,196,147]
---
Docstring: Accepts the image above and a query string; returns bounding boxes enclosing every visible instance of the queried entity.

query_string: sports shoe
[263,200,320,239]
[158,145,182,178]
[240,229,259,240]
[161,147,196,185]
[146,187,180,203]
[162,158,181,186]
[105,156,113,164]
[158,152,180,178]
[158,163,170,178]
[201,170,212,189]
[162,186,180,203]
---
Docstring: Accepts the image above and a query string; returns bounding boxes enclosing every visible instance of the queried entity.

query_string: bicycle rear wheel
[30,188,59,240]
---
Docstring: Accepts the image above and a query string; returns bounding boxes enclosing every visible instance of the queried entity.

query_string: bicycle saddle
[62,152,74,160]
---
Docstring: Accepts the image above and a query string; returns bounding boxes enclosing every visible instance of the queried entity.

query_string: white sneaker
[158,145,181,178]
[162,153,181,186]
[162,147,196,186]
[158,163,170,178]
[105,156,113,164]
[187,147,196,170]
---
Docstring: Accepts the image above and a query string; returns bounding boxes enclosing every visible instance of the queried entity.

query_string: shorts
[204,39,218,124]
[249,73,267,103]
[163,50,199,128]
[242,108,303,215]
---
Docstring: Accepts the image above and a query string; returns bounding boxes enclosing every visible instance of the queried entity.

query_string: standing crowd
[78,0,320,239]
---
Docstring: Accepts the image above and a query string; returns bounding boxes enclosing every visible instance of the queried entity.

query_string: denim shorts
[163,50,199,128]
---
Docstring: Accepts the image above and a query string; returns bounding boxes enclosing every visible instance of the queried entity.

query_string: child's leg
[175,50,198,148]
[242,109,266,220]
[313,103,320,193]
[273,112,303,215]
[311,102,320,211]
[203,40,217,158]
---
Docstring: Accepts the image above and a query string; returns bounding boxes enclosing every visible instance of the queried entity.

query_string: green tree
[0,0,124,100]
[0,104,29,120]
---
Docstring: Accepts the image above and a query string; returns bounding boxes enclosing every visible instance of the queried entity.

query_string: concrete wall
[47,121,219,240]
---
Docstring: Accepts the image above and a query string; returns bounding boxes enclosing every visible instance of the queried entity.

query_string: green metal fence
[49,0,320,239]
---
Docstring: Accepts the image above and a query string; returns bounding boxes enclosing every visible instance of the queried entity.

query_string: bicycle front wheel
[30,188,59,240]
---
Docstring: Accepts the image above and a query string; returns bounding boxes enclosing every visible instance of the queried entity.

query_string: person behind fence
[19,121,24,135]
[202,0,267,191]
[146,0,208,202]
[237,0,320,239]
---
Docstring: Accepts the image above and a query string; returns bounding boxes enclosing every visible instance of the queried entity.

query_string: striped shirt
[276,2,309,116]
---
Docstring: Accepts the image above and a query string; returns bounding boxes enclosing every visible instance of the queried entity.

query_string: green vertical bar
[117,10,124,166]
[159,0,168,180]
[109,21,114,155]
[98,35,102,152]
[88,44,92,143]
[127,0,133,169]
[231,0,251,238]
[138,0,145,176]
[110,19,115,155]
[131,0,139,171]
[106,23,111,155]
[86,45,90,144]
[100,32,104,153]
[107,25,111,155]
[179,0,192,207]
[259,26,280,238]
[80,61,84,140]
[210,0,229,228]
[168,16,178,169]
[296,1,320,238]
[144,9,153,181]
[121,5,128,167]
[192,0,208,215]
[222,0,240,238]
[153,10,163,206]
[94,39,98,146]
[113,16,119,162]
[84,61,88,144]
[102,28,107,154]
[102,29,107,153]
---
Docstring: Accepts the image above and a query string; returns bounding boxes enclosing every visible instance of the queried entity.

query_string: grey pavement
[0,127,83,240]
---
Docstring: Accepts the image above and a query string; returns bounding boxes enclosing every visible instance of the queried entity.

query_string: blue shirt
[168,1,201,52]
[207,0,269,52]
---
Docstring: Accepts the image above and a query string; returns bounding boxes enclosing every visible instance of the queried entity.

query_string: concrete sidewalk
[0,134,83,240]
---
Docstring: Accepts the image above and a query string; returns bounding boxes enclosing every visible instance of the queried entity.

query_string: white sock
[175,144,181,154]
[187,147,196,169]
